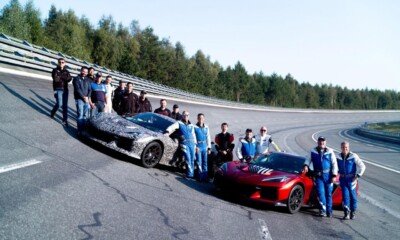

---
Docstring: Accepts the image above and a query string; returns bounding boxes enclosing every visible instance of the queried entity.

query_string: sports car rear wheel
[141,142,163,168]
[287,185,304,214]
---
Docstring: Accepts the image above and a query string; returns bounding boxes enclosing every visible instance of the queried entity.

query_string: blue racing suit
[195,123,211,181]
[236,137,257,161]
[305,147,338,215]
[337,152,365,214]
[167,121,197,177]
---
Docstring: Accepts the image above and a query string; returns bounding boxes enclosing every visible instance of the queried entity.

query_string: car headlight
[262,176,289,182]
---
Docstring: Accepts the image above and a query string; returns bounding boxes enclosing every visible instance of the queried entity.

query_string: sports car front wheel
[141,142,163,168]
[287,185,304,214]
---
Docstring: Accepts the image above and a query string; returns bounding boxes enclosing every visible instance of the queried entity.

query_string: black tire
[141,142,163,168]
[287,185,304,214]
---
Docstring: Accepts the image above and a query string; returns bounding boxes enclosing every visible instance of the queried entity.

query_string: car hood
[88,113,160,139]
[222,161,299,184]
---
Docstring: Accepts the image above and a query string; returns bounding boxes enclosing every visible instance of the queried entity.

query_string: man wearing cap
[154,99,172,117]
[89,72,108,116]
[136,90,152,113]
[337,141,366,220]
[255,126,281,156]
[165,111,197,178]
[120,82,138,117]
[194,113,211,182]
[303,136,338,217]
[236,129,257,162]
[171,104,182,121]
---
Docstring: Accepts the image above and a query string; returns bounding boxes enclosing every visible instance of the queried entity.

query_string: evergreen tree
[1,0,399,109]
[0,0,30,40]
[24,1,44,44]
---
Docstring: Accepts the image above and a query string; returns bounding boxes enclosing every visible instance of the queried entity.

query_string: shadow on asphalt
[0,82,77,124]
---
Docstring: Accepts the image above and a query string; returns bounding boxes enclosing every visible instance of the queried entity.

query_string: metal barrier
[0,33,265,109]
[356,123,400,144]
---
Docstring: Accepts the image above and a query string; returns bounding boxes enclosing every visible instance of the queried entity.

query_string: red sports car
[214,152,351,213]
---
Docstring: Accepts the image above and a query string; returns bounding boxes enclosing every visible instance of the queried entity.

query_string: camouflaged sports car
[83,112,179,168]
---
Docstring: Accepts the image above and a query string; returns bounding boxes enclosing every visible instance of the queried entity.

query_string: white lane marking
[0,159,42,174]
[0,66,52,80]
[258,219,273,240]
[282,133,294,153]
[360,193,400,220]
[312,131,400,174]
[361,160,400,174]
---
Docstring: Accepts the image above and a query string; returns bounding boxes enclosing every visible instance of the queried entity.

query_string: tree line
[1,0,399,109]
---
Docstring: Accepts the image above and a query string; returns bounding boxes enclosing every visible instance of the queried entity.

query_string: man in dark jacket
[171,104,182,120]
[120,82,138,117]
[154,99,171,117]
[136,90,152,113]
[112,80,126,115]
[215,122,235,163]
[50,58,72,126]
[87,67,95,82]
[73,66,91,135]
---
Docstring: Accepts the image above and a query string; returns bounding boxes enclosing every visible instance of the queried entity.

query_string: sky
[1,0,399,91]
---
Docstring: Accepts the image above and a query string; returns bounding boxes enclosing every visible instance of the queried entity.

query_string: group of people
[50,58,366,220]
[164,111,282,181]
[303,137,366,220]
[50,58,157,134]
[50,59,115,133]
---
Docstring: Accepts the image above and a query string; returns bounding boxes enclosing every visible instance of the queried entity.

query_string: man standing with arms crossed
[303,136,338,217]
[73,67,91,136]
[50,58,72,127]
[337,141,366,220]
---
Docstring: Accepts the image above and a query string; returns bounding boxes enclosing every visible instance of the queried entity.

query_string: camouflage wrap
[83,112,180,166]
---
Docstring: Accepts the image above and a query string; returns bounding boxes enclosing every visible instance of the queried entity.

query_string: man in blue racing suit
[165,110,197,178]
[194,113,211,182]
[303,136,338,217]
[337,141,366,220]
[236,128,257,162]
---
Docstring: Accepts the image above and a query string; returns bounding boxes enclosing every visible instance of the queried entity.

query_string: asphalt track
[0,71,399,240]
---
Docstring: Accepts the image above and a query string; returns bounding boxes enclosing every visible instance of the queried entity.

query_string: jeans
[51,90,69,121]
[75,99,90,133]
[181,142,196,178]
[315,176,333,214]
[91,101,105,116]
[196,148,208,181]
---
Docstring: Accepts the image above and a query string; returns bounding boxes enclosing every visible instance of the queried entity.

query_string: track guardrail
[2,33,400,113]
[356,123,400,145]
[0,33,265,109]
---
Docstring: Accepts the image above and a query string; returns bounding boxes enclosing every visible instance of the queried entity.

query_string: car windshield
[126,113,175,133]
[251,153,306,174]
